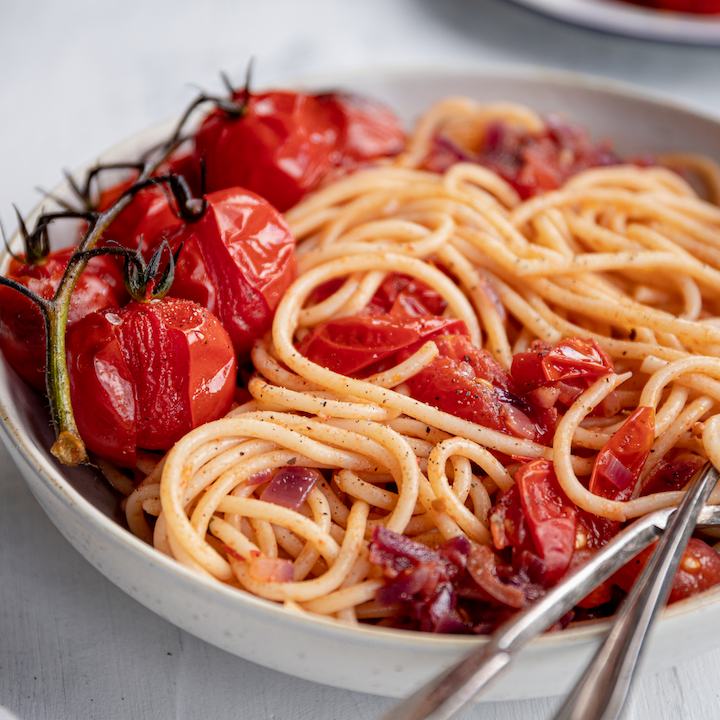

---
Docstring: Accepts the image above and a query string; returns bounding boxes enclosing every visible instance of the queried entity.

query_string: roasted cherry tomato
[512,338,619,417]
[640,451,706,497]
[612,538,720,603]
[299,315,466,377]
[0,248,127,391]
[151,187,297,360]
[66,298,236,467]
[193,90,405,212]
[404,335,554,442]
[512,337,614,390]
[515,460,577,585]
[490,459,576,586]
[367,273,448,317]
[98,184,182,255]
[589,406,655,502]
[194,91,339,212]
[316,92,405,173]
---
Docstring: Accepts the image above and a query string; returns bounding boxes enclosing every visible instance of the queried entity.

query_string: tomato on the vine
[316,92,405,174]
[66,297,236,467]
[156,187,297,360]
[194,91,339,212]
[97,183,183,255]
[192,90,405,212]
[0,248,127,391]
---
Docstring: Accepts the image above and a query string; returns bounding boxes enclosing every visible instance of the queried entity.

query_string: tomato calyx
[122,239,183,302]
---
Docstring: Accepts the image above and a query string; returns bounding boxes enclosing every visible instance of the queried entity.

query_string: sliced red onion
[370,526,441,569]
[259,467,321,510]
[501,404,537,441]
[603,452,635,492]
[246,468,278,486]
[466,544,525,608]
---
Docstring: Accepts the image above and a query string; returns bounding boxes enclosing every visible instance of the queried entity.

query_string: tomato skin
[300,316,467,376]
[405,335,553,441]
[193,90,405,212]
[512,338,618,417]
[515,459,577,585]
[640,452,706,497]
[0,249,127,391]
[489,460,577,586]
[66,298,236,467]
[589,406,655,502]
[99,184,182,255]
[512,338,614,391]
[195,91,339,212]
[159,187,297,360]
[316,92,405,172]
[613,538,720,604]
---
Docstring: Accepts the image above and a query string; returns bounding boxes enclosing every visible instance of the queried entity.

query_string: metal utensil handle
[551,462,719,720]
[378,507,674,720]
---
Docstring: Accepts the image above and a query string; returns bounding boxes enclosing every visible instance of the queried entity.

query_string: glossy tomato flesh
[299,315,467,376]
[589,406,655,502]
[195,91,339,212]
[66,298,236,466]
[613,538,720,603]
[158,187,297,360]
[194,90,406,212]
[405,335,554,441]
[316,92,405,172]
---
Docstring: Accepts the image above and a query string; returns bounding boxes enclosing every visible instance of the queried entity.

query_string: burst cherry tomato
[612,538,720,603]
[490,459,576,586]
[299,316,466,376]
[0,248,127,391]
[404,335,554,442]
[156,187,297,360]
[98,183,182,255]
[194,91,340,212]
[589,406,655,502]
[316,92,405,173]
[640,452,706,497]
[193,90,405,212]
[66,297,236,467]
[512,338,619,417]
[423,117,619,199]
[515,460,577,585]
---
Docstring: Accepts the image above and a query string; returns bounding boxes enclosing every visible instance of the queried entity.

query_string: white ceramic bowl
[2,66,720,702]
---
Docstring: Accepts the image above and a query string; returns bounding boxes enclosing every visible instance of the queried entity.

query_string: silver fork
[378,462,720,720]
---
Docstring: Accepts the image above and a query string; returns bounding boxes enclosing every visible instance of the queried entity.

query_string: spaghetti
[119,96,720,632]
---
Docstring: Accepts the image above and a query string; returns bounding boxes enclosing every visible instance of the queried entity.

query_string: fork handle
[551,462,719,720]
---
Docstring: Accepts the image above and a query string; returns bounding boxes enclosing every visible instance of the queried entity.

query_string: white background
[2,1,720,718]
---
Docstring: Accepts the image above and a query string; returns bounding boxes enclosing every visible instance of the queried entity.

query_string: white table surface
[2,1,720,718]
